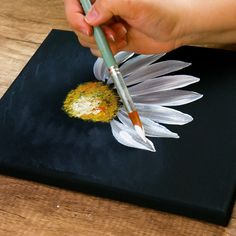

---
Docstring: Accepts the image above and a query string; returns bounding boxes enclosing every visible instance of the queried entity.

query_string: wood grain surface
[0,0,235,235]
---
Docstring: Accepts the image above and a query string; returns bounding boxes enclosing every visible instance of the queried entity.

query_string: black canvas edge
[0,163,232,226]
[0,29,235,226]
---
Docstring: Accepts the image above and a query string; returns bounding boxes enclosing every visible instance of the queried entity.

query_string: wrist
[181,0,236,46]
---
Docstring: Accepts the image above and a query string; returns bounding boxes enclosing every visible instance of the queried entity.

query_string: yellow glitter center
[63,82,119,122]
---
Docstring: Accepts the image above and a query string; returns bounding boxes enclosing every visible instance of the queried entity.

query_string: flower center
[63,82,119,122]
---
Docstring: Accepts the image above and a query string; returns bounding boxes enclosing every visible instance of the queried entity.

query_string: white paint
[119,130,146,149]
[92,53,202,152]
[134,125,147,142]
[71,96,101,117]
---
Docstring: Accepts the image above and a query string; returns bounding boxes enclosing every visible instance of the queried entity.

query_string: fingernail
[121,26,127,35]
[85,7,99,24]
[109,34,115,42]
[116,25,127,37]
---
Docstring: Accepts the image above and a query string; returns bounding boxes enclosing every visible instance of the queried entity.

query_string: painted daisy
[63,52,202,152]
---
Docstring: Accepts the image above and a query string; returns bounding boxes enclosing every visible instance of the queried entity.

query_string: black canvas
[0,30,235,226]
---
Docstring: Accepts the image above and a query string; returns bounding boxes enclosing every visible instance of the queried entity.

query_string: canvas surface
[0,30,235,225]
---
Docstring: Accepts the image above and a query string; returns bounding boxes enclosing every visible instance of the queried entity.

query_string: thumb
[85,0,129,26]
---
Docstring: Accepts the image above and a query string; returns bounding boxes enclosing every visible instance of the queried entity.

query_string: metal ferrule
[109,65,135,113]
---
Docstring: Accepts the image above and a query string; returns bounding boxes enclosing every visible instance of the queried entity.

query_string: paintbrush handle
[80,0,136,113]
[109,65,136,113]
[80,0,146,140]
[80,0,116,67]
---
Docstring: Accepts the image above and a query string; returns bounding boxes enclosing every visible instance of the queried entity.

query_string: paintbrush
[80,0,146,141]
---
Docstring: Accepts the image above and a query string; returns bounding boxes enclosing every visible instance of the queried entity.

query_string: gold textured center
[63,82,119,122]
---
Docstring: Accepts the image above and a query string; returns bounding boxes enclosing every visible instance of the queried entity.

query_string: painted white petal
[93,52,134,82]
[119,53,165,77]
[133,104,193,125]
[93,58,108,81]
[129,75,200,95]
[117,110,179,138]
[115,51,134,65]
[110,120,156,152]
[107,54,166,84]
[124,60,191,86]
[116,110,132,128]
[133,90,203,106]
[141,117,179,138]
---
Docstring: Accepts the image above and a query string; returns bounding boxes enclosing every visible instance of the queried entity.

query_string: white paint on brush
[134,125,147,142]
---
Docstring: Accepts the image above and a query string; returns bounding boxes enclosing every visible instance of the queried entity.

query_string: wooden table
[0,0,235,235]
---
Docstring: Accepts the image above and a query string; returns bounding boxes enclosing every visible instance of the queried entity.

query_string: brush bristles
[128,110,146,142]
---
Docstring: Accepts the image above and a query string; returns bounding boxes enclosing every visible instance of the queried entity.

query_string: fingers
[80,33,128,57]
[85,0,134,26]
[64,0,92,36]
[110,22,128,39]
[64,0,129,57]
[76,25,116,49]
[76,31,96,48]
[77,21,128,56]
[90,39,128,57]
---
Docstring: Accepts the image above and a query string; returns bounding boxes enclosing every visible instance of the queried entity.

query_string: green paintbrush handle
[80,0,136,113]
[80,0,116,68]
[80,0,145,139]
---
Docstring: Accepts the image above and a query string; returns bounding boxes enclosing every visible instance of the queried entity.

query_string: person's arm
[64,0,236,56]
[180,1,236,47]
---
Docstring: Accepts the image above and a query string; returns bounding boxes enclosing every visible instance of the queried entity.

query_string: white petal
[107,54,166,84]
[115,51,134,65]
[116,110,132,128]
[141,117,179,138]
[132,90,203,106]
[129,75,200,95]
[133,104,193,125]
[124,60,191,86]
[93,58,108,81]
[110,120,156,152]
[119,53,166,77]
[117,110,179,138]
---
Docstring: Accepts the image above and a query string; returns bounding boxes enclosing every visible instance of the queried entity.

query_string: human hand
[64,0,236,56]
[64,0,129,56]
[64,0,189,56]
